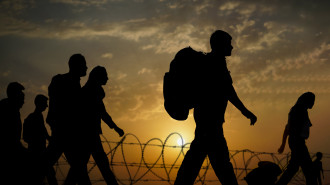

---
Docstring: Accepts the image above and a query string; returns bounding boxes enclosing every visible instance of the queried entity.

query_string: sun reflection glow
[177,138,185,146]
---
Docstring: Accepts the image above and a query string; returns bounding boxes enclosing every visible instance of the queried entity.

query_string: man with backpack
[171,30,257,185]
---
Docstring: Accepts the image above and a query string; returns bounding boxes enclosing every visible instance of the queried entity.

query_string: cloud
[106,81,165,123]
[2,70,11,77]
[0,17,166,43]
[117,93,164,122]
[109,84,126,96]
[137,68,152,75]
[276,43,330,71]
[0,0,35,15]
[1,0,330,102]
[219,2,240,11]
[141,24,214,54]
[128,95,144,111]
[166,2,183,9]
[195,1,212,15]
[50,0,109,6]
[149,81,163,93]
[230,19,255,34]
[22,81,48,96]
[1,0,328,59]
[235,42,330,94]
[116,71,128,80]
[236,21,304,53]
[101,53,114,59]
[237,4,256,18]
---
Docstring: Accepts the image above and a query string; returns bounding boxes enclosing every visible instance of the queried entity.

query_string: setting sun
[177,137,185,146]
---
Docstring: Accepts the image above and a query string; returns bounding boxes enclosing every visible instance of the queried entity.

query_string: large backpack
[244,161,282,185]
[163,47,205,120]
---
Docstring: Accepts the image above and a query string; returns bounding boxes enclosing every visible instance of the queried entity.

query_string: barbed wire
[52,132,330,185]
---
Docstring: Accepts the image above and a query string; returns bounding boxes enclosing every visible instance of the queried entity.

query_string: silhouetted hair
[7,82,25,98]
[68,54,86,69]
[294,92,315,108]
[34,94,48,106]
[88,66,107,83]
[316,152,323,160]
[210,30,232,50]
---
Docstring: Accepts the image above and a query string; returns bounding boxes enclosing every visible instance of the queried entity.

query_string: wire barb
[51,132,330,185]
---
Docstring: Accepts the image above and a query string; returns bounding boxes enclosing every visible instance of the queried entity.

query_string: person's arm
[228,85,257,125]
[22,115,31,144]
[100,103,124,137]
[321,163,324,179]
[278,124,289,154]
[45,127,52,141]
[46,74,62,130]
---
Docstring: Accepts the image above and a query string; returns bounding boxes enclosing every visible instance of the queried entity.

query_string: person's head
[210,30,233,56]
[68,54,87,77]
[295,92,315,109]
[34,94,48,112]
[87,66,108,86]
[7,82,25,98]
[316,152,323,160]
[7,82,25,109]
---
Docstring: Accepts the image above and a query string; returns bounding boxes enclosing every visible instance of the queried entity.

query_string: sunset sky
[1,0,330,183]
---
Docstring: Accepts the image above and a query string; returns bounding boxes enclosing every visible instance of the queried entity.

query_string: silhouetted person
[23,94,58,185]
[174,30,257,185]
[277,92,317,185]
[78,66,124,185]
[313,152,324,185]
[0,82,28,184]
[43,54,91,185]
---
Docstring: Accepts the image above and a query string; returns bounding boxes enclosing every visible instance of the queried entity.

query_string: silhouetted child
[23,94,57,185]
[80,66,124,185]
[313,152,324,185]
[277,92,317,185]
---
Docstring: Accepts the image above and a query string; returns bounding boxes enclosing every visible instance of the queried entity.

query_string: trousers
[276,137,316,185]
[174,132,238,185]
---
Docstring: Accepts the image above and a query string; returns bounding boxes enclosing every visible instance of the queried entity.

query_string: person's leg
[208,135,238,185]
[276,159,300,185]
[28,146,42,185]
[92,135,118,185]
[276,138,302,185]
[64,150,91,185]
[174,138,207,185]
[64,166,76,185]
[41,138,62,185]
[29,145,56,185]
[316,174,321,185]
[46,166,58,185]
[299,144,317,185]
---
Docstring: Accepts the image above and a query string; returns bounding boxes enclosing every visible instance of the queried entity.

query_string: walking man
[174,30,257,185]
[43,54,90,185]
